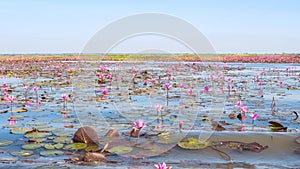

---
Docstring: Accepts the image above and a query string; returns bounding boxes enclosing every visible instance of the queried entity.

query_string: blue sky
[0,0,299,54]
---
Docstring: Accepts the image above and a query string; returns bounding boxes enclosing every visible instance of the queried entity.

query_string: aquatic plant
[61,94,68,110]
[154,162,172,169]
[250,113,259,125]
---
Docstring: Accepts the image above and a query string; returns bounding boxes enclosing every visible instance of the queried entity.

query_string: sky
[0,0,299,54]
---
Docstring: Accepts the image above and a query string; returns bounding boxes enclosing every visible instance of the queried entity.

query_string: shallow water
[0,61,300,168]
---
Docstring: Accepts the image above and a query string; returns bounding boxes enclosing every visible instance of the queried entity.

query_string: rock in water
[83,152,106,162]
[73,126,99,145]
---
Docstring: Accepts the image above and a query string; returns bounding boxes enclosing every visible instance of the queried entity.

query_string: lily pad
[108,146,133,155]
[0,157,18,162]
[24,130,52,138]
[10,128,32,134]
[156,133,185,144]
[53,136,73,144]
[178,136,211,149]
[40,150,64,156]
[22,143,41,150]
[43,143,63,150]
[53,130,74,137]
[85,145,100,152]
[11,108,28,113]
[0,140,13,147]
[11,150,34,157]
[64,143,87,150]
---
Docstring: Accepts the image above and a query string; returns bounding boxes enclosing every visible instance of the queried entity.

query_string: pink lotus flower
[7,95,16,102]
[150,78,156,83]
[33,86,38,92]
[235,101,243,107]
[134,119,146,130]
[102,89,108,95]
[24,86,29,91]
[240,106,248,113]
[204,86,209,92]
[61,94,67,100]
[154,162,172,169]
[3,87,9,93]
[258,81,264,86]
[227,78,232,82]
[107,74,112,79]
[155,104,163,112]
[250,113,259,120]
[179,84,185,89]
[165,83,171,90]
[2,83,7,87]
[188,88,193,95]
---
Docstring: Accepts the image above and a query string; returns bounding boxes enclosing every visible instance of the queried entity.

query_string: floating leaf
[53,136,73,144]
[54,143,64,149]
[64,143,87,150]
[25,121,49,126]
[0,157,18,162]
[24,129,52,138]
[83,152,106,162]
[43,144,55,150]
[11,108,28,113]
[53,130,74,137]
[40,150,64,156]
[108,146,132,155]
[73,126,99,145]
[85,145,100,152]
[156,133,185,144]
[0,140,13,146]
[178,136,211,149]
[11,150,34,157]
[28,138,46,143]
[10,128,32,134]
[22,143,41,150]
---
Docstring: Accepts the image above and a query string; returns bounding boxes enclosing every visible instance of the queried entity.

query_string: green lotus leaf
[0,140,13,147]
[53,136,73,144]
[25,121,49,126]
[108,146,133,155]
[52,130,74,137]
[64,143,87,150]
[24,131,52,138]
[85,145,100,152]
[54,143,64,149]
[22,143,41,150]
[156,133,185,144]
[40,150,64,156]
[0,157,18,162]
[11,150,34,157]
[11,108,28,113]
[177,136,211,150]
[43,144,55,150]
[10,128,32,134]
